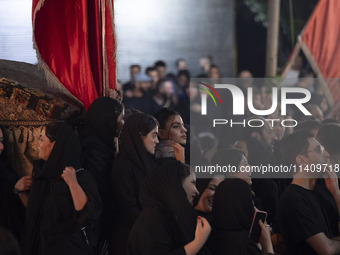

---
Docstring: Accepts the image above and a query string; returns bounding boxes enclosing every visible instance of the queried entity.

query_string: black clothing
[210,178,263,255]
[111,113,157,255]
[129,161,208,255]
[21,124,102,255]
[247,138,276,172]
[314,179,339,237]
[123,95,146,112]
[197,73,208,78]
[273,140,291,197]
[174,96,189,126]
[194,178,211,206]
[81,97,122,242]
[115,113,157,174]
[194,178,214,224]
[128,206,186,255]
[279,184,333,255]
[82,97,123,149]
[210,231,264,255]
[81,136,114,235]
[196,210,213,225]
[0,162,25,241]
[246,138,279,226]
[123,93,161,115]
[123,81,134,92]
[111,153,149,254]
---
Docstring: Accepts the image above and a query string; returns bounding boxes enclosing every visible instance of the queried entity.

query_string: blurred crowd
[1,54,340,255]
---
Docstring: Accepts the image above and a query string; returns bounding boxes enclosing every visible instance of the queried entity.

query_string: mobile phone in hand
[249,209,267,242]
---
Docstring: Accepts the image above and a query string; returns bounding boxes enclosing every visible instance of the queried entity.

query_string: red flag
[282,0,340,105]
[301,0,340,103]
[32,0,116,110]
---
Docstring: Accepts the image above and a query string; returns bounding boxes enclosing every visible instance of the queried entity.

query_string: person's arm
[17,192,29,207]
[258,220,274,254]
[61,167,88,211]
[184,216,211,255]
[307,232,340,255]
[14,176,32,207]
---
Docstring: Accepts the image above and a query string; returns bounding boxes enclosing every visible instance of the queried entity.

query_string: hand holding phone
[249,208,267,242]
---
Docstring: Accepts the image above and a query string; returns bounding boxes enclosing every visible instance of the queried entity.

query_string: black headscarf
[140,161,197,246]
[39,123,81,179]
[193,178,214,223]
[213,179,254,231]
[193,178,211,207]
[119,112,157,173]
[210,178,261,255]
[22,123,82,254]
[83,97,123,149]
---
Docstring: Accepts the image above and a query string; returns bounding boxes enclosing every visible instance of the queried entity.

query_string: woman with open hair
[153,108,187,163]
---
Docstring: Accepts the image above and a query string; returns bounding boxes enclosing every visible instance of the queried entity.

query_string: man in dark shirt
[280,129,340,255]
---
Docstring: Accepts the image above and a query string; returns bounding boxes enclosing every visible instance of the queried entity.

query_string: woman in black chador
[193,176,224,224]
[128,161,211,255]
[111,112,160,254]
[21,123,102,255]
[209,178,273,255]
[80,97,124,250]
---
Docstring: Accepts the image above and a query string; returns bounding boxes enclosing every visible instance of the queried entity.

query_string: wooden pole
[265,0,280,77]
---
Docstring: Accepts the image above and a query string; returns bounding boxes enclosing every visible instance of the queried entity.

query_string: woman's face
[234,155,252,185]
[196,176,224,213]
[160,115,187,145]
[0,129,4,155]
[182,172,199,205]
[142,126,159,154]
[116,109,125,136]
[38,128,55,161]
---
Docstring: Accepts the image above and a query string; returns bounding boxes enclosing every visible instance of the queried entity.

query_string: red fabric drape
[32,0,116,110]
[105,0,116,93]
[301,0,340,102]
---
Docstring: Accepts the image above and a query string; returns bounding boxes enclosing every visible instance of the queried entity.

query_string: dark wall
[236,2,266,77]
[115,0,235,81]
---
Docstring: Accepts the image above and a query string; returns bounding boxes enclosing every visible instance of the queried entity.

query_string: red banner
[32,0,116,110]
[301,0,340,103]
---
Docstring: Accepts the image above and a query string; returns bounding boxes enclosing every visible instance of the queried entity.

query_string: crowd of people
[0,56,340,255]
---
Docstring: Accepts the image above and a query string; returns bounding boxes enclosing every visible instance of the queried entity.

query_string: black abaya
[111,113,158,255]
[128,161,200,255]
[209,178,263,255]
[21,124,102,255]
